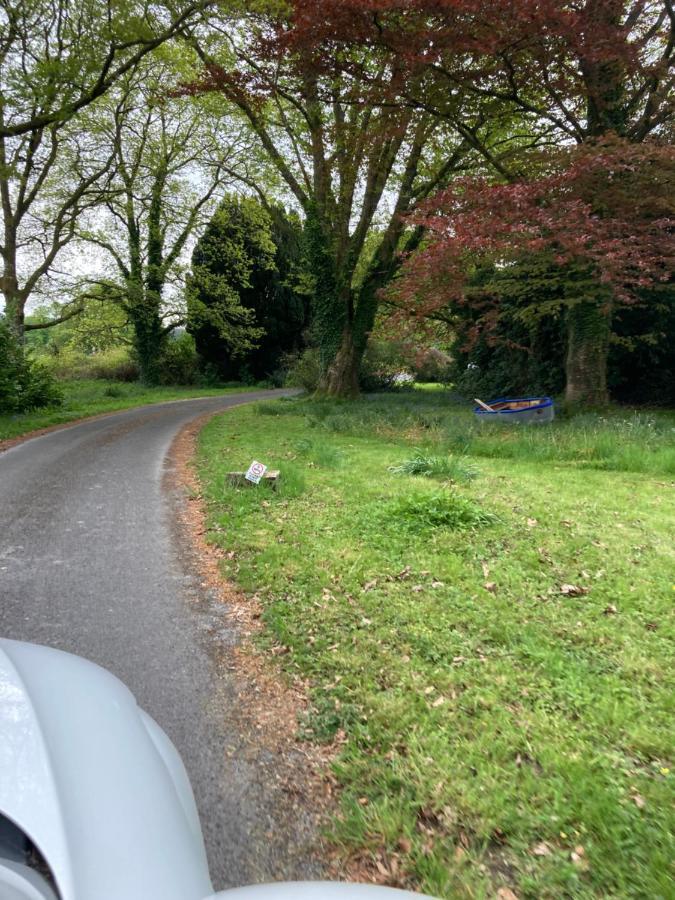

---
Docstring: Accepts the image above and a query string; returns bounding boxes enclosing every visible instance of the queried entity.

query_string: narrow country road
[0,391,321,890]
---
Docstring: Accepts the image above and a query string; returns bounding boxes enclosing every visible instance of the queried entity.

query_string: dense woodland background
[1,0,673,413]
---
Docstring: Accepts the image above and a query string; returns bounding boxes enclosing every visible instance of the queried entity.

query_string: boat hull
[474,397,554,424]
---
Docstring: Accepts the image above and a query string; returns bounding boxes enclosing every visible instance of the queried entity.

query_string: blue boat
[474,396,554,424]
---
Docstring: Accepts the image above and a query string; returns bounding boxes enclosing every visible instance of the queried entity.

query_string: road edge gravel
[164,407,341,882]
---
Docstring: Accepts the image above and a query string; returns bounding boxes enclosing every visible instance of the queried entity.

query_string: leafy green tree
[0,0,213,338]
[187,195,310,380]
[79,53,253,383]
[0,0,212,139]
[26,292,132,356]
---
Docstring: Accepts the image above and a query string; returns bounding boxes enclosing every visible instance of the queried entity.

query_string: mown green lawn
[197,391,674,899]
[0,378,250,441]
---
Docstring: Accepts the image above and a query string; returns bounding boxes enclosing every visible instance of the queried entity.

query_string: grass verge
[197,391,674,899]
[0,378,252,442]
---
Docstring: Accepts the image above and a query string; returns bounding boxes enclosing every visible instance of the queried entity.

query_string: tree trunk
[321,325,362,397]
[128,281,166,385]
[564,301,611,406]
[317,273,381,398]
[133,314,165,385]
[582,1,627,139]
[1,237,24,339]
[2,287,24,340]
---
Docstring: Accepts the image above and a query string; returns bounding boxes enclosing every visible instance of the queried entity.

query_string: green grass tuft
[389,450,478,482]
[385,490,498,531]
[292,437,345,468]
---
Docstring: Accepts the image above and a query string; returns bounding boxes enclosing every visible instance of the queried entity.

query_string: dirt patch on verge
[165,410,346,880]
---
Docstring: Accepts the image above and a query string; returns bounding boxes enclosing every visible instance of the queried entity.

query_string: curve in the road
[0,391,321,889]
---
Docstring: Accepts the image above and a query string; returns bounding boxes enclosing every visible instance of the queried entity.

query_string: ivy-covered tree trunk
[322,325,361,397]
[320,282,380,397]
[131,312,165,385]
[308,184,413,398]
[2,286,24,340]
[123,170,168,386]
[305,207,355,395]
[314,279,373,397]
[564,301,611,406]
[127,277,166,385]
[1,227,24,339]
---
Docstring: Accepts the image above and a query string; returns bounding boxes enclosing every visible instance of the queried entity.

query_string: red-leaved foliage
[387,138,675,323]
[289,0,633,63]
[285,1,673,143]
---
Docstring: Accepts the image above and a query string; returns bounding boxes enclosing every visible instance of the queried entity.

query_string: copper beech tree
[286,0,675,403]
[389,139,675,405]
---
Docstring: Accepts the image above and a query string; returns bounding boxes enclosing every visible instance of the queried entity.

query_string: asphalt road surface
[0,391,320,890]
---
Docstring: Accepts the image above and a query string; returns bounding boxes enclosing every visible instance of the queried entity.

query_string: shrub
[86,349,139,381]
[0,318,63,412]
[284,348,322,392]
[103,384,127,398]
[159,333,199,385]
[413,348,454,384]
[267,364,289,387]
[39,347,139,381]
[18,362,64,410]
[359,339,412,391]
[196,360,223,387]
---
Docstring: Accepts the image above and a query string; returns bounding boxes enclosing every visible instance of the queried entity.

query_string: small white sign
[245,460,268,484]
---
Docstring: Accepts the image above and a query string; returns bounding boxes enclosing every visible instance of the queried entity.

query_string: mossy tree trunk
[564,300,611,406]
[322,325,362,397]
[120,164,169,386]
[562,2,625,407]
[2,280,24,340]
[135,170,168,385]
[128,285,166,385]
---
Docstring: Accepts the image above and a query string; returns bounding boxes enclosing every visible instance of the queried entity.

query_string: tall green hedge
[187,197,311,382]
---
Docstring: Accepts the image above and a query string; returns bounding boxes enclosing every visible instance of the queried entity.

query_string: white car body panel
[0,859,59,900]
[0,644,74,899]
[0,638,212,900]
[0,639,434,900]
[213,885,429,899]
